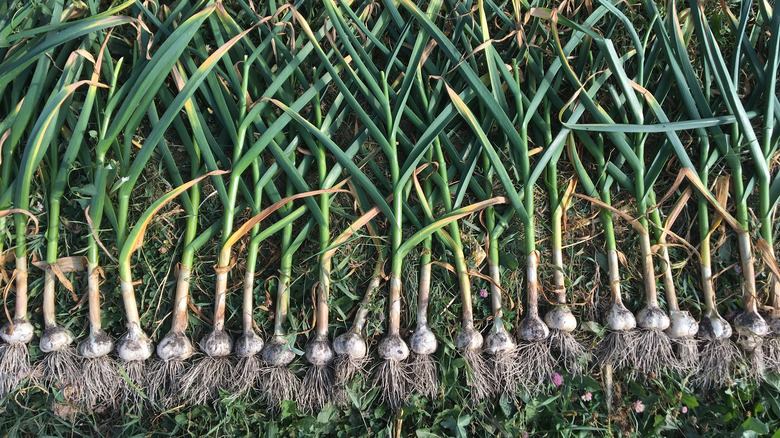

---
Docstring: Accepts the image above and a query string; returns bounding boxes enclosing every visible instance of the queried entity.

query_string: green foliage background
[1,0,779,436]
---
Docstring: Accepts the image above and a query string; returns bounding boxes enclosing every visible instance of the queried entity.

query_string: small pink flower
[479,288,488,298]
[734,264,742,274]
[551,372,563,387]
[581,391,592,402]
[682,406,688,414]
[632,400,645,413]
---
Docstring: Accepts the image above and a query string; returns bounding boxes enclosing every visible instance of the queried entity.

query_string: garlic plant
[544,145,587,376]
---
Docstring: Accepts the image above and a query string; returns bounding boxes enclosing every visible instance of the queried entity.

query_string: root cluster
[632,329,677,377]
[148,359,187,408]
[121,360,148,411]
[515,341,554,395]
[333,354,369,406]
[334,354,369,389]
[695,338,742,391]
[548,329,587,375]
[121,360,148,410]
[230,355,262,400]
[80,356,121,411]
[671,337,699,374]
[180,356,233,405]
[746,343,766,381]
[595,330,636,372]
[0,343,31,396]
[259,365,300,409]
[372,359,411,413]
[409,353,438,399]
[41,348,81,391]
[487,348,519,399]
[299,365,334,414]
[461,349,493,402]
[762,337,780,374]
